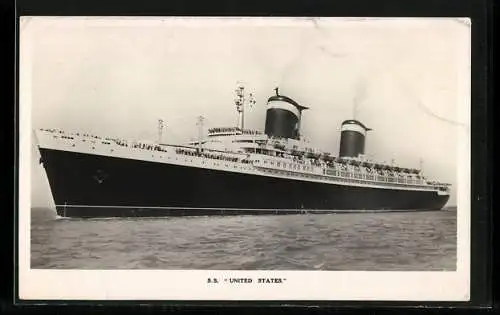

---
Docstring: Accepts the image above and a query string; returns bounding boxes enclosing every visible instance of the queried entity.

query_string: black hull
[38,148,450,218]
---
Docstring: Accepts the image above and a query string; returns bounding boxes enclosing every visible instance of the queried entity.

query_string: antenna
[196,115,204,151]
[234,82,256,131]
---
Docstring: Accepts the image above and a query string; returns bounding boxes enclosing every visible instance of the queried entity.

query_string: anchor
[93,169,108,184]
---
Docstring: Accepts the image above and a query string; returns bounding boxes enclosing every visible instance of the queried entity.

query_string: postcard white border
[18,16,471,301]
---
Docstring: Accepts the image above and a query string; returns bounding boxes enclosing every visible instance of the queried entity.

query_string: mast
[196,115,204,151]
[234,82,256,131]
[158,118,164,144]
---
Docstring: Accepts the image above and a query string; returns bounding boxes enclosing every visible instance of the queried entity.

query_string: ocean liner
[34,84,451,218]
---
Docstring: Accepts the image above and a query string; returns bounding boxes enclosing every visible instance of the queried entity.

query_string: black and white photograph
[19,17,470,301]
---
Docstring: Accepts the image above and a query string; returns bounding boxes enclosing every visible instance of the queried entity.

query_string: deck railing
[41,128,449,192]
[253,159,449,192]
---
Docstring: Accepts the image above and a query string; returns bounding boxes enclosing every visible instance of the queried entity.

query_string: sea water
[30,207,456,270]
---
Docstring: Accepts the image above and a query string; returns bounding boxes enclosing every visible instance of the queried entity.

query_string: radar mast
[234,82,256,131]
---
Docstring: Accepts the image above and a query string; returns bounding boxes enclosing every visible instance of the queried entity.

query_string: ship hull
[38,148,450,218]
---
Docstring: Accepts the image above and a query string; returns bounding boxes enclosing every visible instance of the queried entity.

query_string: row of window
[262,159,313,172]
[259,162,434,189]
[260,162,425,186]
[262,168,435,190]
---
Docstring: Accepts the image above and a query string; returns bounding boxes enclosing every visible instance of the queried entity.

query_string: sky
[22,17,470,207]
